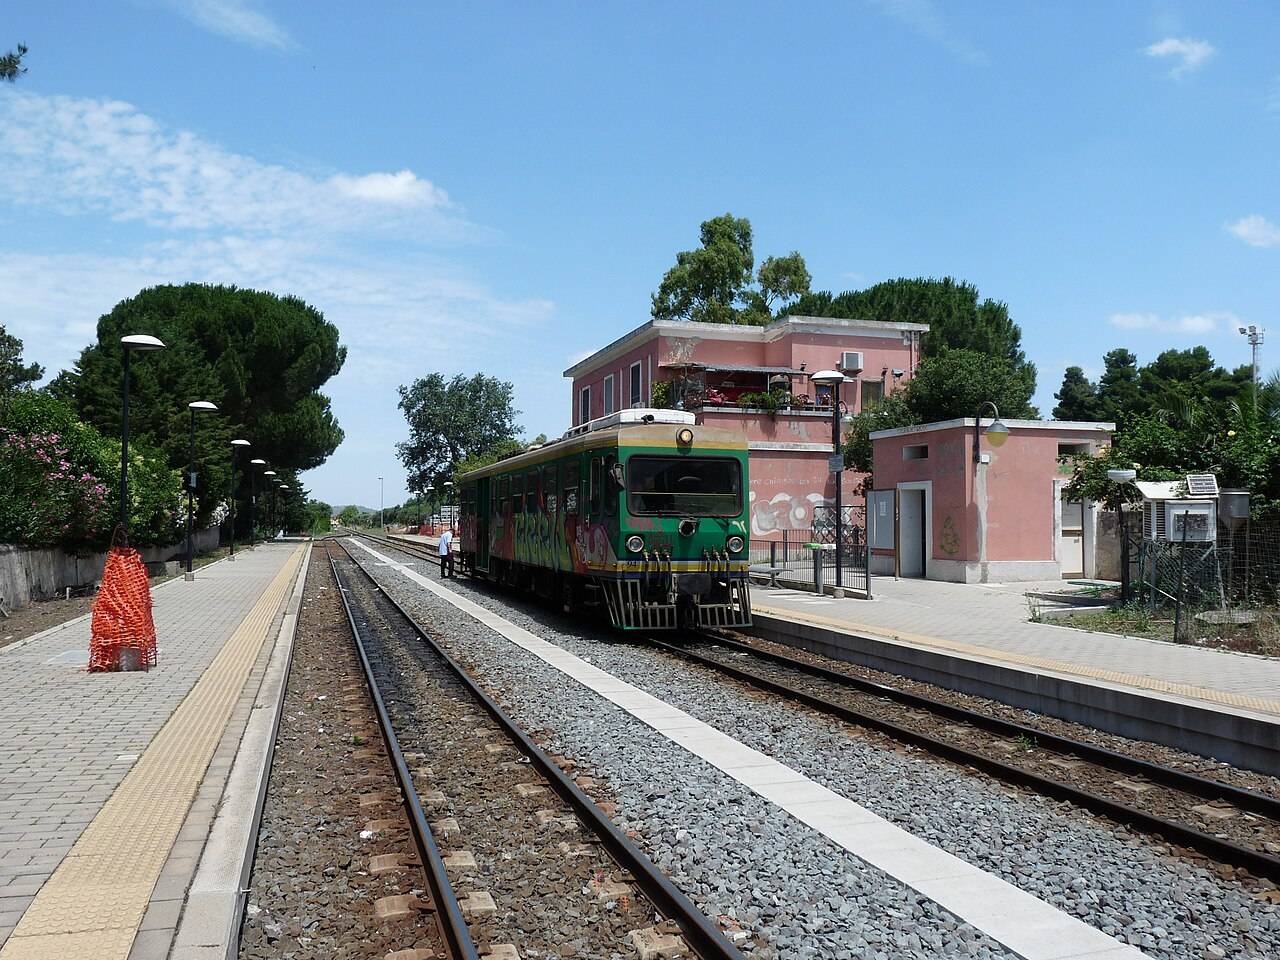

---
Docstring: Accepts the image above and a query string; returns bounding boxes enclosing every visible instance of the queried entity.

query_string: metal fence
[749,503,870,596]
[1135,514,1280,651]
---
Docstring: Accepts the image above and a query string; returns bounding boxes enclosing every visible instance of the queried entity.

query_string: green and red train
[457,410,752,631]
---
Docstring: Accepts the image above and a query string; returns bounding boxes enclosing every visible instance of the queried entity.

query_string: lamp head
[231,439,251,447]
[808,369,845,386]
[262,470,276,477]
[250,458,266,466]
[444,480,455,487]
[188,400,218,412]
[984,418,1010,447]
[1106,468,1137,483]
[121,334,165,352]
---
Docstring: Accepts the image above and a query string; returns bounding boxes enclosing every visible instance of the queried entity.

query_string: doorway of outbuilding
[898,488,927,577]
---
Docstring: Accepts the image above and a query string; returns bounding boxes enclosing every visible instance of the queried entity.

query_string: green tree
[1,324,44,393]
[842,391,915,488]
[651,214,810,325]
[1052,366,1099,421]
[337,505,361,526]
[1094,348,1141,423]
[1,43,27,82]
[59,284,346,525]
[900,348,1037,423]
[397,373,520,493]
[789,277,1036,399]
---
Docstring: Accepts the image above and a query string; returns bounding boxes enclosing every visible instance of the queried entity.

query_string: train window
[626,456,743,517]
[589,458,602,517]
[511,473,523,513]
[544,464,558,514]
[497,475,508,506]
[526,471,540,512]
[563,461,579,514]
[603,454,618,516]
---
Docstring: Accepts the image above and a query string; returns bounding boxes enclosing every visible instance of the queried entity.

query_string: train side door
[475,476,490,571]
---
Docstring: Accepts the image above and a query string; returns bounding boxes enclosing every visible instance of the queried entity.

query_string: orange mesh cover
[88,546,157,672]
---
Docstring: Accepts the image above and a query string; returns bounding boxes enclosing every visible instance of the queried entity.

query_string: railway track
[659,630,1280,884]
[327,537,746,959]
[342,531,1280,883]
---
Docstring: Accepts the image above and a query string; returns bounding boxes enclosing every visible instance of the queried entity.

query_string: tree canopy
[396,372,521,494]
[1,323,43,393]
[1,43,27,82]
[57,284,346,524]
[651,214,811,325]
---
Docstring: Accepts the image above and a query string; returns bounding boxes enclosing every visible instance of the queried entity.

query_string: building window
[630,361,642,408]
[903,444,929,461]
[860,379,884,409]
[579,385,591,424]
[603,373,616,415]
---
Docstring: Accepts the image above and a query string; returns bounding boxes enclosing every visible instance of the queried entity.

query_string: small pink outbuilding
[867,418,1116,582]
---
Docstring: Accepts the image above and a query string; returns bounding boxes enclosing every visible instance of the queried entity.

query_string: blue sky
[3,1,1278,508]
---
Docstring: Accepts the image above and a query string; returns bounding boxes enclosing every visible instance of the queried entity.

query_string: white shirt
[438,530,452,556]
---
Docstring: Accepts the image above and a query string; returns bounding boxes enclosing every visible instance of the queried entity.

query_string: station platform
[751,577,1280,774]
[0,542,308,960]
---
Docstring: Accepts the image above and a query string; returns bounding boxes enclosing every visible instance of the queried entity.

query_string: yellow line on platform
[0,545,306,960]
[751,601,1280,717]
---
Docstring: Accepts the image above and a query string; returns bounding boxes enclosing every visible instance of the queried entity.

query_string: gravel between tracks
[336,552,674,959]
[350,538,1280,960]
[240,547,445,960]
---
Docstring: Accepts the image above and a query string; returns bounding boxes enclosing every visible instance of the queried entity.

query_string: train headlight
[625,535,645,554]
[676,427,694,445]
[726,535,745,553]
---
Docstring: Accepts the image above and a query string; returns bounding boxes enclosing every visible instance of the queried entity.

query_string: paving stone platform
[0,543,305,959]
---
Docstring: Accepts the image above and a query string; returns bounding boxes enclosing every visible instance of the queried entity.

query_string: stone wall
[0,527,222,611]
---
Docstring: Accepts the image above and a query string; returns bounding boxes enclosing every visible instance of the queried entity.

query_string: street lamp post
[809,370,847,588]
[378,476,384,531]
[973,402,1010,463]
[185,401,219,580]
[118,335,166,531]
[229,439,251,560]
[262,470,276,539]
[1238,325,1265,410]
[278,485,290,535]
[1107,468,1138,603]
[249,459,266,546]
[444,481,455,531]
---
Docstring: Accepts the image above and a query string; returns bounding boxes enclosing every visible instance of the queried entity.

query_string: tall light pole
[278,485,290,535]
[810,370,847,588]
[1107,468,1137,603]
[262,470,277,539]
[1238,325,1265,409]
[378,476,384,530]
[185,400,219,580]
[249,459,266,546]
[118,335,166,532]
[229,439,251,560]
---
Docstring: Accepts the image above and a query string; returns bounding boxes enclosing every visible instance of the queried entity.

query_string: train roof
[460,408,746,481]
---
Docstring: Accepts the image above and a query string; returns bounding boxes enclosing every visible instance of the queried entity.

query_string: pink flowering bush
[0,394,182,549]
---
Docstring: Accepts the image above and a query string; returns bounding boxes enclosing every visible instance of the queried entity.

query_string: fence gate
[812,502,870,595]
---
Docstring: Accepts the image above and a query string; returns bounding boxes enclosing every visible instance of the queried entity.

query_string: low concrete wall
[0,527,222,611]
[749,612,1280,777]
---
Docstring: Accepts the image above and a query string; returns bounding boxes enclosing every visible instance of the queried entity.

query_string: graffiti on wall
[750,490,830,537]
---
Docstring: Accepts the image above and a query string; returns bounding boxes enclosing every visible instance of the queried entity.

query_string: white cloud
[870,0,987,66]
[1144,36,1216,77]
[1226,214,1280,248]
[0,92,456,236]
[1108,311,1239,334]
[162,0,292,50]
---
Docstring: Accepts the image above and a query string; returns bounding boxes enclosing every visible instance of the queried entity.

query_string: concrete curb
[169,544,312,960]
[750,611,1280,777]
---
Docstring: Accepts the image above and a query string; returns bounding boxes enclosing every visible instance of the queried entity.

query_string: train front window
[626,457,742,517]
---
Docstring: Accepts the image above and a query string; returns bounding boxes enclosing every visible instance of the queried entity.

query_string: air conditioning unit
[839,351,864,373]
[1145,500,1217,542]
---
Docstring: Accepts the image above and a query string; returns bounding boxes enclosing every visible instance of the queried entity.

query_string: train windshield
[626,457,742,517]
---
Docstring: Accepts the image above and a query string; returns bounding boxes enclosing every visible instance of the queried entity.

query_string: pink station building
[564,315,927,541]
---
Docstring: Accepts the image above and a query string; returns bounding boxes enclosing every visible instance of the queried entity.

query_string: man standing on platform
[438,527,454,578]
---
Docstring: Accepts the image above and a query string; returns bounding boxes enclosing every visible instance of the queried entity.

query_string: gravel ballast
[349,537,1280,960]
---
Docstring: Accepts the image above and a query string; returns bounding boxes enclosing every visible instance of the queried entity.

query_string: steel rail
[653,635,1280,883]
[328,548,480,960]
[702,631,1280,819]
[334,538,745,960]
